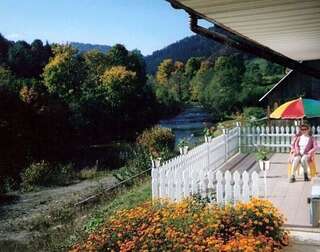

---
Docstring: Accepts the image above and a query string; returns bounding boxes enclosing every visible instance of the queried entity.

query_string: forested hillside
[150,55,285,121]
[144,26,254,74]
[70,42,111,53]
[68,27,254,75]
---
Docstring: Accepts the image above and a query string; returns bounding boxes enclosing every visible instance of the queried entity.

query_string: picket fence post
[225,171,232,204]
[242,171,250,202]
[233,171,241,203]
[151,167,159,200]
[251,171,260,197]
[216,170,224,204]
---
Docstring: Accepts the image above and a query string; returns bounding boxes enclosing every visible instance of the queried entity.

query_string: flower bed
[70,198,289,251]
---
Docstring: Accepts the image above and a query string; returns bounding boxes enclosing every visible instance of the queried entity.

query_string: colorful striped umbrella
[270,98,320,119]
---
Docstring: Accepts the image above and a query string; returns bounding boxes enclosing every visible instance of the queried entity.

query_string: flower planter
[259,160,270,199]
[183,146,189,154]
[259,160,270,171]
[154,158,161,167]
[179,146,189,155]
[205,135,212,143]
[151,157,162,168]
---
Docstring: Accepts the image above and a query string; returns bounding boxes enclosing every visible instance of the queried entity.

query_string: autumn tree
[83,49,109,89]
[190,61,214,102]
[156,59,175,85]
[100,66,138,109]
[42,44,86,102]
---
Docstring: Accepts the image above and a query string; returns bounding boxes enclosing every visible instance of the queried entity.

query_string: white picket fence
[152,127,242,202]
[151,124,320,203]
[152,167,260,204]
[241,125,320,153]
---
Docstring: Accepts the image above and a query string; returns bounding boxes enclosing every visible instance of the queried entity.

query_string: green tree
[0,33,10,65]
[0,66,14,88]
[8,41,33,77]
[170,61,189,102]
[240,63,263,105]
[106,44,129,67]
[185,57,202,79]
[83,49,109,87]
[128,49,146,84]
[30,39,52,77]
[203,55,244,118]
[190,61,214,102]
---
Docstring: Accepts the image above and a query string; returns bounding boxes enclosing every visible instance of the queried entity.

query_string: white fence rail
[241,125,320,153]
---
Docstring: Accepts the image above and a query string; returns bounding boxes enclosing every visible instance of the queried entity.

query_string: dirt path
[0,175,118,247]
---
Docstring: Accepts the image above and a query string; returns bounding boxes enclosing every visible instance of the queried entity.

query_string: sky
[0,0,198,55]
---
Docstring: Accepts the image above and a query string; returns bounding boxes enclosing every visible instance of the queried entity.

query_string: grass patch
[83,179,151,233]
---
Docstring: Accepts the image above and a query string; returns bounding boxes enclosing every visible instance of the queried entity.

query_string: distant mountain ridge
[70,26,251,74]
[70,42,111,53]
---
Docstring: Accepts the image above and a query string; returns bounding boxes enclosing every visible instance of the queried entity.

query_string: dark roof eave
[166,0,320,80]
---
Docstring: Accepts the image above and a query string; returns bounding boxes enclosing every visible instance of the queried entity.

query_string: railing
[241,125,320,153]
[152,127,241,201]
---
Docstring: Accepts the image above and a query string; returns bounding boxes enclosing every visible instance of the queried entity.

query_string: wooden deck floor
[259,153,319,228]
[221,153,319,228]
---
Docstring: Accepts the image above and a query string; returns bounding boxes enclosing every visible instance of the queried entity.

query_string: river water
[160,105,212,146]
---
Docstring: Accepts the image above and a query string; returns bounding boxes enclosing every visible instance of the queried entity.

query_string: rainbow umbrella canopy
[270,98,320,119]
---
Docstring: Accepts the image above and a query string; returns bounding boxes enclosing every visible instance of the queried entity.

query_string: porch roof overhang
[167,0,320,79]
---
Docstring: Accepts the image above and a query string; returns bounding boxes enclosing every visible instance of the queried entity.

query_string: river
[160,105,212,146]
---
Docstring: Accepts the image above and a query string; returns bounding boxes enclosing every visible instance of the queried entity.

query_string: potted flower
[255,146,271,198]
[255,146,270,171]
[178,139,189,155]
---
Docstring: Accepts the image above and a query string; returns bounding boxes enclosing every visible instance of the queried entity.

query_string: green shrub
[21,161,52,191]
[113,146,151,183]
[243,107,265,121]
[55,163,75,185]
[136,126,175,158]
[21,161,75,192]
[78,167,98,180]
[0,177,16,194]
